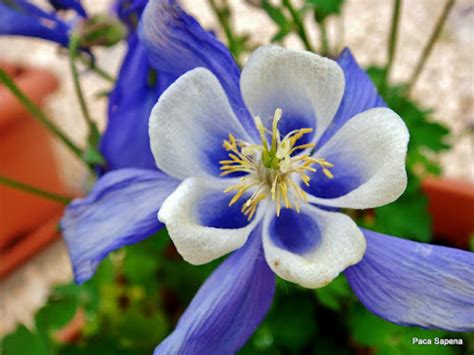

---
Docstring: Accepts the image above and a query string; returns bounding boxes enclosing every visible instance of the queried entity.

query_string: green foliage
[2,325,48,355]
[314,274,351,311]
[241,286,320,354]
[2,231,207,355]
[268,289,318,349]
[306,0,345,22]
[260,0,293,43]
[349,304,458,355]
[83,145,106,167]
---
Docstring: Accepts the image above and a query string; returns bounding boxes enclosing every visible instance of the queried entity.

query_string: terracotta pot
[0,212,63,278]
[422,177,474,250]
[0,62,65,278]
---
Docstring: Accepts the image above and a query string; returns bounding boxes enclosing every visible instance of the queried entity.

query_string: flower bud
[74,14,127,48]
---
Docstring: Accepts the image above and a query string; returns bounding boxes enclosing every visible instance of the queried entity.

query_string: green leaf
[315,274,351,311]
[350,305,455,355]
[268,291,317,350]
[261,0,289,27]
[83,145,106,166]
[373,197,431,242]
[35,298,78,343]
[57,336,131,355]
[261,0,293,43]
[271,27,292,42]
[306,0,345,22]
[367,66,387,90]
[113,310,168,350]
[2,325,48,355]
[350,305,398,347]
[244,325,276,353]
[123,246,159,284]
[409,121,450,152]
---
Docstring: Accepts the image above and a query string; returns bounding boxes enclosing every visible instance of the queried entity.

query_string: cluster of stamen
[220,108,334,219]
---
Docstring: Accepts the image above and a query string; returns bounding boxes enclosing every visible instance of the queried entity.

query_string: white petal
[262,204,366,288]
[241,45,344,143]
[158,177,263,265]
[149,68,251,180]
[307,107,409,209]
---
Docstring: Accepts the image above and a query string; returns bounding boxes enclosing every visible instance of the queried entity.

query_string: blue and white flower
[61,0,474,353]
[149,45,408,289]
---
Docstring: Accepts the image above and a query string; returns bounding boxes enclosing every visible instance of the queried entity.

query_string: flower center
[220,108,334,219]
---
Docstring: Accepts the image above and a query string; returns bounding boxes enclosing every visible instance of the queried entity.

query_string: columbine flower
[149,44,409,289]
[61,0,474,353]
[0,0,86,46]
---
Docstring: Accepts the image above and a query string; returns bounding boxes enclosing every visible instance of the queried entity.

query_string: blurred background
[0,0,473,354]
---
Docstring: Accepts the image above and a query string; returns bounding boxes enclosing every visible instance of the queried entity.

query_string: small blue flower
[0,0,84,46]
[62,0,474,353]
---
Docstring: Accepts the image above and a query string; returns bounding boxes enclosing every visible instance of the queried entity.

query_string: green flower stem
[78,54,115,84]
[317,19,330,56]
[208,0,242,65]
[0,68,83,160]
[385,0,402,85]
[69,36,96,135]
[282,0,315,52]
[407,0,456,93]
[0,175,72,204]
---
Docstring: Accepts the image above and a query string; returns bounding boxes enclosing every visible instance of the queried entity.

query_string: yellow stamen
[219,108,334,219]
[271,108,282,151]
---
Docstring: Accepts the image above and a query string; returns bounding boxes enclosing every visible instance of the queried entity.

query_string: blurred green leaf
[2,325,48,355]
[272,27,292,42]
[123,240,160,285]
[261,0,293,43]
[35,296,78,351]
[315,274,351,311]
[350,305,400,346]
[268,291,317,350]
[261,0,288,26]
[114,310,168,350]
[242,325,276,354]
[373,195,431,242]
[58,336,132,355]
[306,0,345,22]
[35,300,78,332]
[350,305,456,355]
[83,145,106,166]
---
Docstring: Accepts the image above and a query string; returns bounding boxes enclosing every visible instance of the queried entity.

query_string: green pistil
[262,149,281,170]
